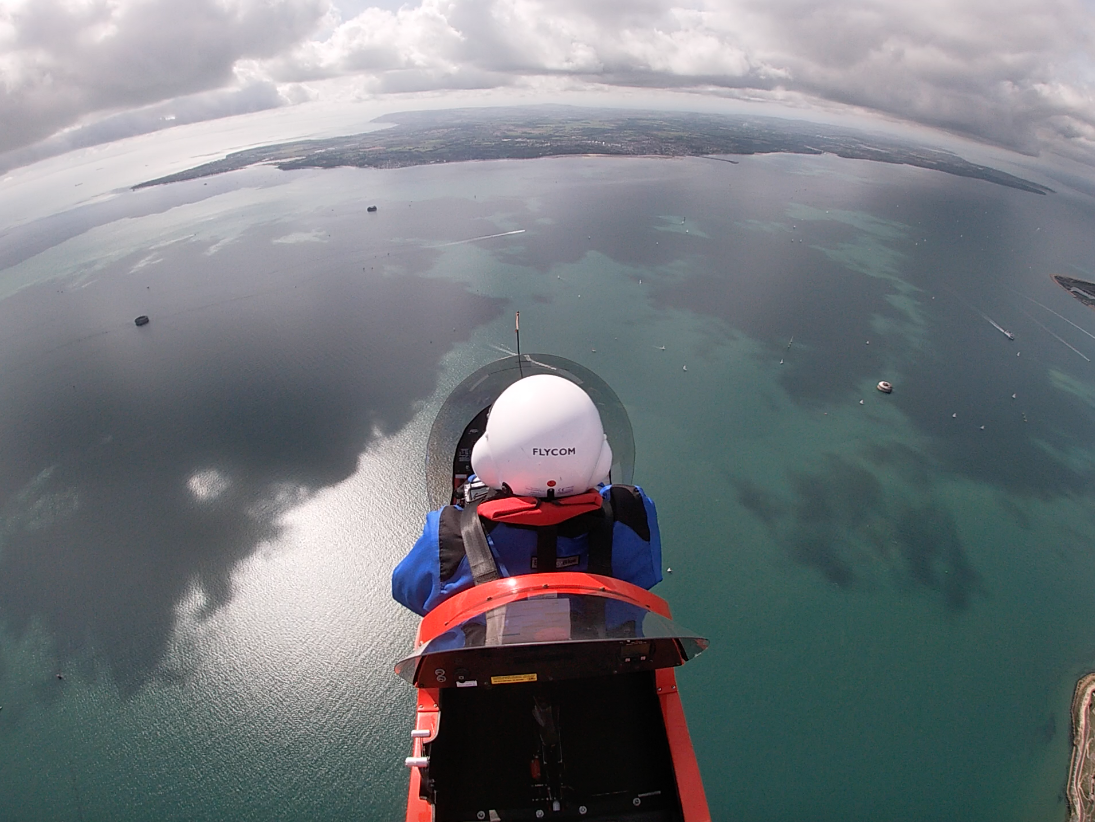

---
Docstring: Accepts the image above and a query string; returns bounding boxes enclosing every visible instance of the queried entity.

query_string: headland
[1054,276,1095,310]
[1069,672,1095,822]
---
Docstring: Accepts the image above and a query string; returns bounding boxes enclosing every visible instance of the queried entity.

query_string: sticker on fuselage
[490,673,538,685]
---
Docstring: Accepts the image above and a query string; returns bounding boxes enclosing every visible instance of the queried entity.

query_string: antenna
[515,311,524,376]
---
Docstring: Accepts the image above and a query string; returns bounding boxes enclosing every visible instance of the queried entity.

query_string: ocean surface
[2,135,1095,821]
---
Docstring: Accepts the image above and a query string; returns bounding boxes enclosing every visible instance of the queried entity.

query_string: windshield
[425,354,636,510]
[394,592,708,687]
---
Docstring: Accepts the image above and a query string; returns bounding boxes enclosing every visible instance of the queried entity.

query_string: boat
[397,353,711,821]
[981,312,1015,340]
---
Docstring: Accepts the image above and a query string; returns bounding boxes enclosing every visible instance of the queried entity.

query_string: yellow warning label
[490,673,538,685]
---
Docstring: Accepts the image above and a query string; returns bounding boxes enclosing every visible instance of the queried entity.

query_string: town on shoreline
[134,106,1053,196]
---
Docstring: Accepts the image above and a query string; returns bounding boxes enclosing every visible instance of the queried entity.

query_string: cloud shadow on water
[733,453,980,609]
[0,230,504,691]
[622,159,1095,503]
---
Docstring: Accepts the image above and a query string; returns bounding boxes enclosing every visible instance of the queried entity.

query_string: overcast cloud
[1,0,1093,168]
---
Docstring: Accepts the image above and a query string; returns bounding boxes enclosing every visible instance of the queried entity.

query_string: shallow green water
[2,143,1095,820]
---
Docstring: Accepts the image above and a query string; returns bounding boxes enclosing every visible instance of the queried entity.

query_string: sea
[2,125,1095,821]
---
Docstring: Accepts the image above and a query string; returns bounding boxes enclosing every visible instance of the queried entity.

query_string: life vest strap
[477,490,604,526]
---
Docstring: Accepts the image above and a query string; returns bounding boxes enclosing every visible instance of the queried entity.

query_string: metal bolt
[535,810,544,819]
[579,806,588,815]
[633,797,642,807]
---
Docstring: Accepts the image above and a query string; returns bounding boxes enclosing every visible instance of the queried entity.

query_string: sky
[1,0,1094,172]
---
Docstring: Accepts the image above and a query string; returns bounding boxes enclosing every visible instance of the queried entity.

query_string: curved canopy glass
[395,592,708,688]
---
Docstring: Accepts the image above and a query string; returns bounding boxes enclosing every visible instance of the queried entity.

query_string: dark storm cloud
[2,0,1094,168]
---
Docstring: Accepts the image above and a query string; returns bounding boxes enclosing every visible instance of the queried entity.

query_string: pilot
[392,374,662,616]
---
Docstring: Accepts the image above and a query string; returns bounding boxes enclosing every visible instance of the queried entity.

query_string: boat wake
[1018,308,1091,362]
[977,311,1015,340]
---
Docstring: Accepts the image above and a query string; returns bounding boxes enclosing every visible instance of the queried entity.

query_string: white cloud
[261,0,1095,158]
[1,0,1094,166]
[0,0,328,153]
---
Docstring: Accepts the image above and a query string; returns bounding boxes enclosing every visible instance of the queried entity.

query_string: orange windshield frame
[415,572,673,647]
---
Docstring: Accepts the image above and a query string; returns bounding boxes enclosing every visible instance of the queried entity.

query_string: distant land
[134,106,1054,195]
[1069,672,1095,822]
[1055,275,1095,309]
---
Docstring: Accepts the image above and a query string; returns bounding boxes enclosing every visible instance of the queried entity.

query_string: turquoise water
[2,144,1095,820]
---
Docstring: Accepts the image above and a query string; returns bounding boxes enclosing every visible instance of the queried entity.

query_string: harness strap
[587,493,614,576]
[443,489,624,585]
[460,501,501,585]
[536,525,558,573]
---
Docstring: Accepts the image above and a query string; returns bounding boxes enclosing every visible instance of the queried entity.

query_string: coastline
[1068,673,1095,822]
[131,106,1054,194]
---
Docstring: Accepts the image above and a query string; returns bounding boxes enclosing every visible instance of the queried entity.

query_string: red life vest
[476,489,604,527]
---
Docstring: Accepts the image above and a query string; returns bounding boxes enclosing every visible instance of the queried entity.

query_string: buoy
[367,205,378,212]
[952,413,957,418]
[877,381,893,393]
[134,315,150,327]
[1012,393,1017,399]
[859,399,864,405]
[682,365,688,371]
[667,567,673,574]
[56,673,64,680]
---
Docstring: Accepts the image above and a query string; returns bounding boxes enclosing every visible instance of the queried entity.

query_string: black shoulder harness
[436,487,644,583]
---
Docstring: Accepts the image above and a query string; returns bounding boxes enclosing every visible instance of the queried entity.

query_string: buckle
[462,478,491,504]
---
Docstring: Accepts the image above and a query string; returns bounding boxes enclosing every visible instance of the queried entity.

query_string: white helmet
[471,374,613,498]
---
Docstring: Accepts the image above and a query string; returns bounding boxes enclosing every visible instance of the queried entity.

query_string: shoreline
[131,106,1054,195]
[1068,672,1095,822]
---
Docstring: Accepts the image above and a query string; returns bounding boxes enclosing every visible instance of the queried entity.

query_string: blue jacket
[392,485,662,616]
